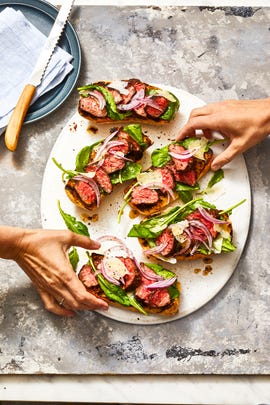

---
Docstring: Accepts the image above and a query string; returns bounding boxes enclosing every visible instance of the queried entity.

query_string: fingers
[66,232,101,251]
[38,288,74,317]
[38,283,108,317]
[177,114,218,141]
[211,142,239,171]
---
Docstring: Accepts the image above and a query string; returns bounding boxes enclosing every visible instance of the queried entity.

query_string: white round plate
[41,86,251,325]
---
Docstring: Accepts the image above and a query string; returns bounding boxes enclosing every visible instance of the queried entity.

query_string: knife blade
[4,0,74,152]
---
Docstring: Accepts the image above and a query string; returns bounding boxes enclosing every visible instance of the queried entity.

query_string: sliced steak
[121,84,136,104]
[148,288,171,308]
[131,186,159,205]
[118,257,141,290]
[135,272,171,308]
[85,165,113,194]
[157,167,175,191]
[78,264,98,288]
[101,155,125,174]
[134,104,147,117]
[79,92,107,118]
[156,228,175,256]
[75,180,97,205]
[108,88,122,104]
[145,96,169,118]
[168,144,193,171]
[175,169,197,186]
[187,210,217,238]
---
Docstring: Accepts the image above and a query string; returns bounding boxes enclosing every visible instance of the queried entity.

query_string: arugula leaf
[151,145,171,168]
[97,274,131,306]
[69,247,79,271]
[75,141,102,172]
[122,124,147,150]
[52,157,78,180]
[127,293,148,315]
[144,262,176,279]
[207,169,224,189]
[175,183,200,203]
[219,199,246,215]
[58,201,90,236]
[110,162,142,185]
[221,238,236,252]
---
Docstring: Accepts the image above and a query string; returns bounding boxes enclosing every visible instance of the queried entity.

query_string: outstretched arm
[177,98,270,170]
[0,227,108,316]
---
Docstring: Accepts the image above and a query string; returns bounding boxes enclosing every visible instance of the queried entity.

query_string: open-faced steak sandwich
[78,236,180,316]
[53,124,152,212]
[123,137,214,217]
[78,78,180,124]
[128,198,238,263]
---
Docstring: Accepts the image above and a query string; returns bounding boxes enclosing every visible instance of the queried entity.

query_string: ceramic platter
[41,85,251,325]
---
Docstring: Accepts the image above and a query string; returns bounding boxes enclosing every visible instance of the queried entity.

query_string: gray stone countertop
[0,5,269,375]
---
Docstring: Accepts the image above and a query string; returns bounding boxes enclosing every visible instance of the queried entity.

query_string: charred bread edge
[86,281,181,316]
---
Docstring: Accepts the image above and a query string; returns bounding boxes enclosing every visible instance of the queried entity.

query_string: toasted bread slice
[78,78,180,125]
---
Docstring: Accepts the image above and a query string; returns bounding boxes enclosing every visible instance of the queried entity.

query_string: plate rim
[0,0,81,124]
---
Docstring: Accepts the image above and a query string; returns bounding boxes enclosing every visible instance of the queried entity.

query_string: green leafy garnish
[75,141,102,172]
[58,201,90,236]
[110,162,142,185]
[151,144,171,168]
[219,199,246,215]
[69,247,80,271]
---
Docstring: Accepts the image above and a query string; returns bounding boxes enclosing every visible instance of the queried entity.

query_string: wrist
[0,226,27,260]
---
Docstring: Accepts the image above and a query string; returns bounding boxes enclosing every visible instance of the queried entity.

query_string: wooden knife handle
[4,84,36,152]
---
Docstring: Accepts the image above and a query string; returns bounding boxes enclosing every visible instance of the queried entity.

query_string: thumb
[211,143,238,171]
[68,233,101,250]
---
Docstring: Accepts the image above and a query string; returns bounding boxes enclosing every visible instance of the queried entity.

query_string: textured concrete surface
[0,6,269,374]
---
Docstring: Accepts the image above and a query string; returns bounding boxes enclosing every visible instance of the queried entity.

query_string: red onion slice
[87,90,106,110]
[144,242,169,255]
[169,147,199,160]
[139,264,164,281]
[117,88,145,111]
[189,219,213,248]
[197,206,229,224]
[92,130,119,163]
[147,276,177,289]
[73,175,101,207]
[100,259,121,286]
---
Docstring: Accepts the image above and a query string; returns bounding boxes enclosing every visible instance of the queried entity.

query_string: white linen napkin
[0,7,74,134]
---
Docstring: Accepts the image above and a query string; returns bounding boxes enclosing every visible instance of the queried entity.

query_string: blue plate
[0,0,81,124]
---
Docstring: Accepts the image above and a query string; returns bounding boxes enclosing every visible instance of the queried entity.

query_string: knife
[4,0,74,152]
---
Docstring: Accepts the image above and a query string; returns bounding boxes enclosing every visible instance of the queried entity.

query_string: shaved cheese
[107,80,129,95]
[137,171,163,187]
[212,235,223,253]
[170,220,189,242]
[103,257,127,280]
[185,137,209,160]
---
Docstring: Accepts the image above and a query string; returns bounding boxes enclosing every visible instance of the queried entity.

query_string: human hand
[2,227,108,316]
[177,99,270,170]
